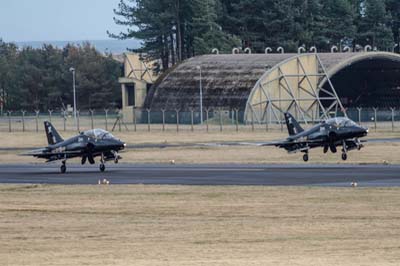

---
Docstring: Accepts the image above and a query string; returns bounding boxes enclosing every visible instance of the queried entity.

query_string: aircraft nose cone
[120,141,126,150]
[360,127,368,136]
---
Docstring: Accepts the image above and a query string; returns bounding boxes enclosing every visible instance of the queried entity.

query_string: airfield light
[196,65,203,124]
[69,67,77,130]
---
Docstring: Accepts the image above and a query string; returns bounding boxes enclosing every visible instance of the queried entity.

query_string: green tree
[0,40,19,112]
[358,0,393,49]
[319,0,356,50]
[189,0,240,55]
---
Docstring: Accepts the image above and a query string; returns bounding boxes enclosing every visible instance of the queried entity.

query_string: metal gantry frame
[245,53,346,125]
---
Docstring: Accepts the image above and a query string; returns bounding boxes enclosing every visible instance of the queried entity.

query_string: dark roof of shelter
[144,52,400,111]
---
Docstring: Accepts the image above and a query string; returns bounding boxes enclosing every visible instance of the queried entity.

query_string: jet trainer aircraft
[24,121,126,173]
[266,113,368,162]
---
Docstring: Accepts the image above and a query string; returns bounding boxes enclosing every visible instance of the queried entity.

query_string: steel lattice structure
[244,54,346,125]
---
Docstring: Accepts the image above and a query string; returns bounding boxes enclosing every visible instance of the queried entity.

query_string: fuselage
[285,117,368,152]
[37,130,125,161]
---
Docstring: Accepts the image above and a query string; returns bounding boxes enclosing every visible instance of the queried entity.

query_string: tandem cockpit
[323,117,358,128]
[82,129,118,140]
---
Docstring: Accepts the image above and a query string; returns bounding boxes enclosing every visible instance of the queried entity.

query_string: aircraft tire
[114,158,119,164]
[60,164,66,174]
[341,153,347,161]
[100,163,105,172]
[303,153,309,162]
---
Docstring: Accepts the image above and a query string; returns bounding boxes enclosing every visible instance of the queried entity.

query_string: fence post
[391,107,395,132]
[219,108,223,132]
[206,109,209,133]
[77,110,80,132]
[117,109,122,132]
[251,108,255,132]
[147,108,151,132]
[235,109,239,132]
[190,108,194,132]
[175,109,180,132]
[161,109,166,132]
[35,110,40,132]
[357,107,362,125]
[89,109,94,129]
[48,109,53,122]
[21,110,26,132]
[7,111,12,132]
[63,110,66,131]
[133,107,137,132]
[311,110,315,125]
[104,109,109,131]
[373,107,378,132]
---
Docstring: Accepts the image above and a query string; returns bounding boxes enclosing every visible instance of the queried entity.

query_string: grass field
[1,185,400,266]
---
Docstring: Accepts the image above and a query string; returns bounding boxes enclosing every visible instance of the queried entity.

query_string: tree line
[0,41,122,112]
[111,0,400,69]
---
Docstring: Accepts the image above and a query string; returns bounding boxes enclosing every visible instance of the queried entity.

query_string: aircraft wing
[260,139,325,147]
[20,149,82,157]
[19,148,48,156]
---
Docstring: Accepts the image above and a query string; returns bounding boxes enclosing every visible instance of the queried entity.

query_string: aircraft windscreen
[84,129,116,140]
[326,118,357,128]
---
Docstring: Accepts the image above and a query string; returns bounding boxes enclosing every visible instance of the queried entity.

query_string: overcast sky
[0,0,126,42]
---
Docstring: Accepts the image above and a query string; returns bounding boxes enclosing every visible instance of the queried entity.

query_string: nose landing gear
[303,152,309,162]
[60,161,66,173]
[341,140,348,161]
[100,153,106,172]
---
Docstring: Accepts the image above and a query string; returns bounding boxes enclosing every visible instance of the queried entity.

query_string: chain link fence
[0,107,399,133]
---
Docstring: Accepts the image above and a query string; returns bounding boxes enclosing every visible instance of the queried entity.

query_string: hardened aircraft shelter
[132,52,400,124]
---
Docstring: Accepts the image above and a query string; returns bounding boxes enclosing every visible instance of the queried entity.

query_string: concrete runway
[0,163,399,187]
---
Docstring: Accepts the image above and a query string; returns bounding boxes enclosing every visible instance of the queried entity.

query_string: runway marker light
[98,178,111,185]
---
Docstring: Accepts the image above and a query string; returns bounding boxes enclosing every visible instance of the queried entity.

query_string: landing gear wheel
[303,153,309,162]
[100,163,105,172]
[341,153,348,161]
[114,158,119,164]
[60,164,66,174]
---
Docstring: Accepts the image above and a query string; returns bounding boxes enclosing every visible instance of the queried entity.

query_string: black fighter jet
[266,113,368,162]
[24,121,126,173]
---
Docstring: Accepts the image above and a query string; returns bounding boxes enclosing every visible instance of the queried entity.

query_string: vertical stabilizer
[284,113,304,136]
[44,121,63,145]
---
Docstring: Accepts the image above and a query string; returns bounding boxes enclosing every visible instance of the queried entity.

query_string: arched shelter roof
[144,52,400,113]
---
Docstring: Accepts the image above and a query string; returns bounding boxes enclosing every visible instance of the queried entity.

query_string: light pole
[196,65,203,124]
[69,67,77,127]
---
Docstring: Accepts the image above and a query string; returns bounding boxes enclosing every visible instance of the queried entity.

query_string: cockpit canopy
[83,129,116,140]
[325,117,357,128]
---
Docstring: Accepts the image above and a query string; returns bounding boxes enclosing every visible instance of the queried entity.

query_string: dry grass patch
[3,142,400,165]
[1,130,400,165]
[1,130,400,148]
[1,185,400,266]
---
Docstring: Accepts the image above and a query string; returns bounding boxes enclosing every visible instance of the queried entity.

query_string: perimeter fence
[0,107,400,133]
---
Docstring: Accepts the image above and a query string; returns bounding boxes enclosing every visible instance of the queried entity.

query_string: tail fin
[44,121,63,145]
[284,113,304,136]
